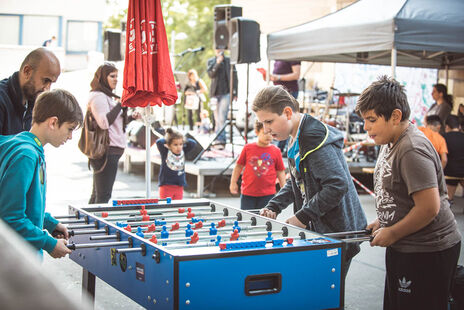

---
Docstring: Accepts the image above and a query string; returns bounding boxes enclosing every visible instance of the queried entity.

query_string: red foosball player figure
[190,232,199,244]
[149,235,158,244]
[147,224,156,232]
[230,229,240,241]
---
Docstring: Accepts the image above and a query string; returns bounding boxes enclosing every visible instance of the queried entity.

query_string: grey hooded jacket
[266,113,367,260]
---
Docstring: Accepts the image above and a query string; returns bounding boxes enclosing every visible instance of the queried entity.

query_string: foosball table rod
[67,240,129,250]
[101,210,225,223]
[112,215,239,227]
[120,218,256,232]
[146,229,285,245]
[88,223,270,241]
[94,206,214,218]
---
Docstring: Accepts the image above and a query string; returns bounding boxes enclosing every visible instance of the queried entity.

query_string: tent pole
[391,47,397,79]
[445,65,449,87]
[244,63,249,143]
[145,106,151,198]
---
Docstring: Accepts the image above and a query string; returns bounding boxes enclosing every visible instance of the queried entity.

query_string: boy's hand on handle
[260,208,277,219]
[229,183,239,195]
[50,239,72,258]
[366,218,380,234]
[52,223,69,239]
[370,226,398,247]
[285,215,306,229]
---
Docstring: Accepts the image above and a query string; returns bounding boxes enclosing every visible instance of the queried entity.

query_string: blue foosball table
[57,198,361,310]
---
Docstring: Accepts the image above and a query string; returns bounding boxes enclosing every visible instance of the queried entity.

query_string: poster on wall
[334,63,437,126]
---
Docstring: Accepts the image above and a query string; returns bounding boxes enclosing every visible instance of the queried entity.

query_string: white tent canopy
[267,0,464,71]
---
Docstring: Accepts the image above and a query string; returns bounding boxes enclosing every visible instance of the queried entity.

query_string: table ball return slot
[58,198,370,310]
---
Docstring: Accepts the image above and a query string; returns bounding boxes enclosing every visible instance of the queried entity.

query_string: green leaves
[163,0,230,80]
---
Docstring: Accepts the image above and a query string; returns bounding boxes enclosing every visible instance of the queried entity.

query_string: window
[67,20,100,53]
[23,15,60,46]
[0,15,20,45]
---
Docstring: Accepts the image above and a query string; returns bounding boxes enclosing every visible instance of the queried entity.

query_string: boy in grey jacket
[253,85,367,278]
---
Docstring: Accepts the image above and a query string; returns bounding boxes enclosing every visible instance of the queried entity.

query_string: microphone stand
[175,52,195,71]
[175,49,205,71]
[193,62,245,164]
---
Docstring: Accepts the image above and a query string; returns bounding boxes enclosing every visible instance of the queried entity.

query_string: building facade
[0,0,106,74]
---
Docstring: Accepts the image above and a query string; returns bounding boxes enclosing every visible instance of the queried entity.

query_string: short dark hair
[32,89,83,128]
[445,115,460,129]
[252,85,299,115]
[254,120,263,132]
[164,128,184,145]
[356,75,410,121]
[425,115,442,127]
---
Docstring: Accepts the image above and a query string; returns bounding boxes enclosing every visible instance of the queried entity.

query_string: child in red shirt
[230,121,286,210]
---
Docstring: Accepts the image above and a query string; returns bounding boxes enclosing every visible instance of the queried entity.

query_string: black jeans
[240,194,274,211]
[88,152,122,204]
[187,108,200,131]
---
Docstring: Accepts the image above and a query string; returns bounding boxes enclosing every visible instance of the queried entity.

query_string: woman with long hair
[184,69,207,131]
[426,83,453,134]
[87,63,139,203]
[457,103,464,131]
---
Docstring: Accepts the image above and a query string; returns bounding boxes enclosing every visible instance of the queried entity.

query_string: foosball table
[56,198,357,310]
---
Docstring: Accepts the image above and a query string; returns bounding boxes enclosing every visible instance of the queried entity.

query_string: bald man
[0,48,61,135]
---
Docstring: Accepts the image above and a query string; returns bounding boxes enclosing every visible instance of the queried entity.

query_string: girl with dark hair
[426,83,453,134]
[457,103,464,131]
[156,128,196,200]
[87,63,140,203]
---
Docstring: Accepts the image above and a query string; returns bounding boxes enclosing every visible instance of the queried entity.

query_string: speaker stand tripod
[193,118,244,163]
[193,63,245,163]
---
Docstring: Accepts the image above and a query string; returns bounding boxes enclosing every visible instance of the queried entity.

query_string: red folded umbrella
[122,0,177,108]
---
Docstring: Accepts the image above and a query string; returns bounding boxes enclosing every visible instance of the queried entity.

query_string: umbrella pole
[391,47,397,79]
[145,106,151,198]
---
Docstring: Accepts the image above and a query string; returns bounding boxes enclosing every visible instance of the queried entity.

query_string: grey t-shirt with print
[374,124,461,253]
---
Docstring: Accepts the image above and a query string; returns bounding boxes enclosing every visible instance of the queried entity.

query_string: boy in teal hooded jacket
[0,89,83,258]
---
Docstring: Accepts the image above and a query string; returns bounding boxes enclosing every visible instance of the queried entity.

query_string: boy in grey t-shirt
[356,76,461,310]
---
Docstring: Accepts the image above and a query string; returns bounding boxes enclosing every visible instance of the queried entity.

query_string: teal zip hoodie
[0,131,58,255]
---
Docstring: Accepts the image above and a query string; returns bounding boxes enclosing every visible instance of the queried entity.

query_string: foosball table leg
[82,268,96,305]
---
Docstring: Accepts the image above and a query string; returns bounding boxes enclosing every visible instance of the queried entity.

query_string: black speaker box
[127,121,165,149]
[213,5,242,50]
[185,133,204,161]
[230,17,261,64]
[104,30,122,61]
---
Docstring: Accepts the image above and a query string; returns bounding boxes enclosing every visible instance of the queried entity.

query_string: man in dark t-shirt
[270,60,300,99]
[443,115,464,201]
[206,49,238,145]
[270,60,301,153]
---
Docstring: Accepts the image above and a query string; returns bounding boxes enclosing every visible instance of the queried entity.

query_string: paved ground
[37,69,464,309]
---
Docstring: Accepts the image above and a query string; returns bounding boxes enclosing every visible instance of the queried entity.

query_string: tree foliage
[162,0,229,83]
